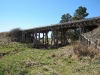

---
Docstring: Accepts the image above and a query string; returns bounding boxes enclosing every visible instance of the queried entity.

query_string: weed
[73,42,100,61]
[51,53,56,57]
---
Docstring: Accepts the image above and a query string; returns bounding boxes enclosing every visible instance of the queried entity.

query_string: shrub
[73,42,99,60]
[0,32,11,44]
[7,28,22,42]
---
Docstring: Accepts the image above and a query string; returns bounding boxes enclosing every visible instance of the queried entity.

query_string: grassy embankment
[0,42,100,75]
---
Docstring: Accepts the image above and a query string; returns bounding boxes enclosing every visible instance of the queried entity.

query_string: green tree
[59,6,89,42]
[71,6,89,41]
[72,6,89,20]
[60,13,72,23]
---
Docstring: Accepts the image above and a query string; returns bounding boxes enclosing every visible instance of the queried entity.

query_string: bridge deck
[22,16,100,33]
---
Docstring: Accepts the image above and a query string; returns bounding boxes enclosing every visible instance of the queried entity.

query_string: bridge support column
[45,32,48,45]
[33,32,38,47]
[79,26,84,34]
[25,33,31,43]
[54,30,58,47]
[43,33,44,45]
[80,26,88,34]
[61,30,63,45]
[53,31,56,46]
[27,33,31,43]
[25,33,27,42]
[61,29,67,46]
[22,33,25,43]
[30,32,34,43]
[27,32,32,43]
[56,31,58,47]
[51,33,53,46]
[51,30,59,47]
[39,32,40,42]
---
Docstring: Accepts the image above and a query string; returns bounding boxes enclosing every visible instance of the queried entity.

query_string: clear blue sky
[0,0,100,32]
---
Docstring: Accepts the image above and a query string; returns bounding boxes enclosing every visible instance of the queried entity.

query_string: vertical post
[36,33,37,41]
[32,32,34,43]
[33,31,37,46]
[64,29,67,45]
[31,32,34,43]
[79,27,82,34]
[61,30,62,46]
[44,32,45,44]
[22,32,25,43]
[39,32,40,42]
[29,33,31,43]
[81,26,85,33]
[43,33,44,45]
[61,30,64,46]
[25,33,27,43]
[56,30,58,47]
[51,32,53,46]
[45,32,48,45]
[47,32,48,45]
[33,33,35,47]
[36,32,37,45]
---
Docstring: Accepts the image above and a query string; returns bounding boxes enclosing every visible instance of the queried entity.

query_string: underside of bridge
[21,17,100,48]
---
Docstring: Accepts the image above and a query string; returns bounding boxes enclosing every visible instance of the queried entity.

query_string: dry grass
[0,28,22,44]
[0,42,100,75]
[73,42,100,61]
[0,32,11,44]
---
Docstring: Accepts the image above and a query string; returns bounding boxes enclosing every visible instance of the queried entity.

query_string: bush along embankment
[73,42,100,62]
[0,28,22,44]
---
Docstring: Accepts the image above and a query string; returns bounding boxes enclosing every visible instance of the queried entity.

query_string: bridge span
[21,16,100,48]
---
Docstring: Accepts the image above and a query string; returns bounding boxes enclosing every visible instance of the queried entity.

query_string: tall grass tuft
[73,42,100,61]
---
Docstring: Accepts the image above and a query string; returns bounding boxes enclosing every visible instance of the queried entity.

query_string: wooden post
[51,30,55,46]
[81,26,85,33]
[29,33,31,43]
[47,32,48,45]
[36,32,37,45]
[22,33,25,43]
[61,30,63,46]
[61,30,66,46]
[43,33,44,45]
[51,33,53,46]
[33,32,37,45]
[36,33,37,41]
[33,32,35,46]
[31,32,34,43]
[39,32,40,42]
[45,32,48,45]
[32,32,34,43]
[79,27,82,34]
[56,30,58,47]
[44,32,46,45]
[63,29,66,45]
[25,33,27,43]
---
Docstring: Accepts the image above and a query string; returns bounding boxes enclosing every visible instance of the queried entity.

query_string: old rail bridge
[22,17,100,48]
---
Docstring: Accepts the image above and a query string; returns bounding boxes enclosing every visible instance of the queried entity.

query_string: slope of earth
[0,42,100,75]
[82,26,100,46]
[0,32,11,44]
